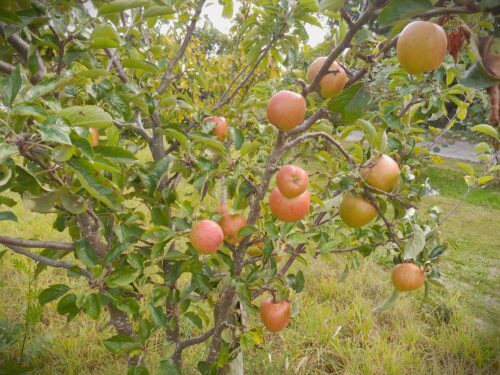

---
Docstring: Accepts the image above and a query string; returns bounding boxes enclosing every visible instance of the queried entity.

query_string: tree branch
[0,236,74,250]
[104,48,128,84]
[0,60,15,75]
[303,5,378,96]
[284,131,356,167]
[285,105,329,136]
[364,189,401,248]
[179,327,216,350]
[2,243,90,279]
[156,0,206,95]
[0,23,46,83]
[214,41,274,110]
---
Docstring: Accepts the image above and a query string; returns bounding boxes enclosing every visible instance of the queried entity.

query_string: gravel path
[344,131,494,162]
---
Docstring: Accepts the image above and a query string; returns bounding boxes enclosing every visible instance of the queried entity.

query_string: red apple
[361,154,400,193]
[259,298,291,332]
[219,213,247,244]
[392,263,425,292]
[203,116,228,141]
[306,57,348,98]
[338,193,377,228]
[190,219,224,254]
[276,164,309,198]
[267,90,307,132]
[397,21,447,74]
[269,188,310,222]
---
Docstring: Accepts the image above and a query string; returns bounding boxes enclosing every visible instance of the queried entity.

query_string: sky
[202,0,327,47]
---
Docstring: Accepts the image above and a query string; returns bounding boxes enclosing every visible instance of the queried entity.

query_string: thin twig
[2,243,91,279]
[179,327,216,350]
[0,236,74,250]
[284,131,356,166]
[156,0,206,95]
[364,189,401,248]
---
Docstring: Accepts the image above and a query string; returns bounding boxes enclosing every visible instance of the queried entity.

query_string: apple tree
[0,0,498,373]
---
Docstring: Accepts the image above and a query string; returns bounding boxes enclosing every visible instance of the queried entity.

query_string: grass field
[0,161,499,374]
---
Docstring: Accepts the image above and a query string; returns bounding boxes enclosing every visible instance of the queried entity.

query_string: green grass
[422,161,500,209]
[1,163,499,374]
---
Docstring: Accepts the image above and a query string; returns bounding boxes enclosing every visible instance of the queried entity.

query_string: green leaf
[11,102,48,121]
[26,77,69,100]
[37,118,72,145]
[74,240,98,268]
[300,0,320,11]
[90,24,121,49]
[403,224,425,260]
[107,266,140,288]
[237,226,259,237]
[60,189,87,214]
[98,0,150,15]
[328,83,370,123]
[319,0,345,12]
[57,293,80,321]
[372,289,400,312]
[94,146,137,163]
[0,165,12,187]
[0,211,17,222]
[83,293,101,320]
[221,0,233,18]
[160,360,181,375]
[356,119,376,144]
[68,158,122,208]
[190,133,227,156]
[185,312,203,329]
[456,163,474,176]
[143,5,174,18]
[470,124,499,140]
[461,61,500,89]
[0,140,17,163]
[116,298,140,316]
[23,191,58,213]
[0,9,22,24]
[122,58,160,74]
[0,65,21,107]
[59,106,113,129]
[147,303,166,327]
[378,0,433,26]
[104,243,130,264]
[477,176,494,185]
[103,334,141,354]
[230,127,244,150]
[163,128,189,150]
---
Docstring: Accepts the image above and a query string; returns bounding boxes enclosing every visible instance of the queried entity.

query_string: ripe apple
[276,164,309,198]
[89,128,99,147]
[391,263,425,291]
[267,90,307,131]
[219,213,247,244]
[190,219,224,254]
[361,154,400,193]
[397,21,447,74]
[259,298,291,332]
[269,188,310,222]
[203,116,228,141]
[339,193,377,228]
[307,57,348,98]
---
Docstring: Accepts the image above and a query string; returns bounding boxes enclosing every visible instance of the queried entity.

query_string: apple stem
[262,287,277,303]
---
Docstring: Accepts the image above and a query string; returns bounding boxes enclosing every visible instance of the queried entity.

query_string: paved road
[345,131,492,162]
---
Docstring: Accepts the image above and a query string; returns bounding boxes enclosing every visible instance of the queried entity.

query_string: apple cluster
[190,19,447,332]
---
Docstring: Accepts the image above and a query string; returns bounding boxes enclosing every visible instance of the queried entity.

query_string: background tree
[0,0,498,373]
